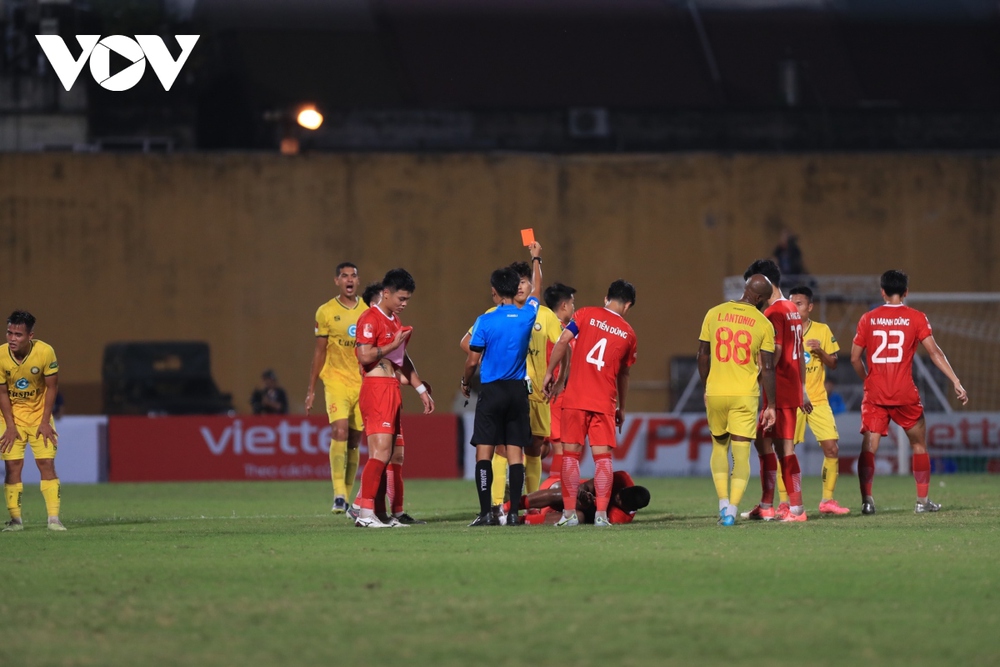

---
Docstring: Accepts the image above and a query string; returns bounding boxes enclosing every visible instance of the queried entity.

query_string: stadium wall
[1,153,998,414]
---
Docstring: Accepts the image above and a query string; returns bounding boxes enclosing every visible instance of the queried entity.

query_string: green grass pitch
[2,475,998,667]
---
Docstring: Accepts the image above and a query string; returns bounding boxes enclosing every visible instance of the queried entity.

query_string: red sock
[859,451,876,498]
[550,453,563,480]
[594,453,613,512]
[520,494,530,510]
[387,463,404,514]
[912,453,931,498]
[782,453,803,506]
[358,459,386,511]
[760,453,778,505]
[561,452,581,511]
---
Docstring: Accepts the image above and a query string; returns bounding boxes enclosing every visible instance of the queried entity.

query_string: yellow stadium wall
[1,153,998,415]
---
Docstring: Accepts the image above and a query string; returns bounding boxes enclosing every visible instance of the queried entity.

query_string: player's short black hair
[544,282,577,311]
[510,261,532,280]
[607,279,636,306]
[7,310,35,332]
[336,262,358,275]
[789,285,814,302]
[881,269,908,297]
[744,259,781,285]
[382,268,416,293]
[619,486,650,513]
[491,267,520,299]
[361,282,383,306]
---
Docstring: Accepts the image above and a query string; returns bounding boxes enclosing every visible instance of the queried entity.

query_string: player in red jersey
[503,471,650,525]
[352,269,434,528]
[851,270,968,515]
[543,279,637,527]
[741,259,812,522]
[542,282,577,481]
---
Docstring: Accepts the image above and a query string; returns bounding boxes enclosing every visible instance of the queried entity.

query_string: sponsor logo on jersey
[14,378,29,390]
[348,324,357,337]
[363,323,373,338]
[803,350,812,364]
[30,367,39,374]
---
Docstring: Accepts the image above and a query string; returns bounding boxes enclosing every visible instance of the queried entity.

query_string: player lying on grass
[500,471,650,525]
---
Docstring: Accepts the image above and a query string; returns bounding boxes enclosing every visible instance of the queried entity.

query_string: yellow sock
[730,441,752,507]
[776,458,789,504]
[5,483,23,520]
[524,454,542,493]
[822,457,839,501]
[345,448,360,499]
[710,439,731,500]
[329,439,348,497]
[40,479,60,518]
[491,454,508,505]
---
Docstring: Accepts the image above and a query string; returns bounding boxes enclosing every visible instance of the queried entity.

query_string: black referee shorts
[470,379,531,448]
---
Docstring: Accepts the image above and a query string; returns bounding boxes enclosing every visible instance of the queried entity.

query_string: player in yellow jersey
[305,262,364,514]
[783,286,850,515]
[697,275,777,526]
[0,311,65,532]
[460,243,549,514]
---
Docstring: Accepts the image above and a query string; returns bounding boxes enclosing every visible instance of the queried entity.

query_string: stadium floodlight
[296,106,323,130]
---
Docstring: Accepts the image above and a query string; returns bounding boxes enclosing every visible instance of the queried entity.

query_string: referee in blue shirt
[461,254,541,526]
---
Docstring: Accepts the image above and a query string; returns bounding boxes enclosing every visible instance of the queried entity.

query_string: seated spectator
[251,370,288,415]
[826,379,846,415]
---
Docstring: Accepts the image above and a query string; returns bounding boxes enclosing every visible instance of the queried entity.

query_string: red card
[520,228,535,246]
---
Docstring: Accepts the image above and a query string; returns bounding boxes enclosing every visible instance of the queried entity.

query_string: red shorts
[359,376,401,436]
[562,408,617,448]
[549,400,563,443]
[860,400,924,436]
[757,407,798,441]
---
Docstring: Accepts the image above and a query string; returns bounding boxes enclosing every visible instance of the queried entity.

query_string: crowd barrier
[16,413,999,484]
[460,412,1000,479]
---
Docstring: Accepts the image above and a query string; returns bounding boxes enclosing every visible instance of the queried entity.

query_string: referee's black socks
[475,460,493,516]
[508,463,525,518]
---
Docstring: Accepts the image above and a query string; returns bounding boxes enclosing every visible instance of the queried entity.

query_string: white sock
[359,508,374,519]
[719,498,730,512]
[595,510,608,522]
[791,505,804,515]
[726,504,737,518]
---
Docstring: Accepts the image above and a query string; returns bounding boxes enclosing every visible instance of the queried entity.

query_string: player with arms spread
[741,259,812,522]
[305,261,364,514]
[698,275,777,526]
[542,279,638,528]
[851,270,968,515]
[0,311,65,532]
[352,269,435,528]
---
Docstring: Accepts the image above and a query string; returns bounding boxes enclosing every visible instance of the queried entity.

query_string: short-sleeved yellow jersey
[699,301,775,397]
[526,305,563,404]
[802,320,839,403]
[315,297,364,389]
[0,340,58,428]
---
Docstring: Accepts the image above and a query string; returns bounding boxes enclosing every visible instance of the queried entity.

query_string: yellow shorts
[529,399,551,438]
[705,395,759,440]
[794,401,839,444]
[323,381,363,432]
[0,422,58,461]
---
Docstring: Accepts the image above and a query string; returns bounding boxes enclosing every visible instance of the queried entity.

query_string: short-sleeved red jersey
[853,303,933,406]
[764,298,804,408]
[607,470,638,524]
[561,307,637,415]
[355,306,404,373]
